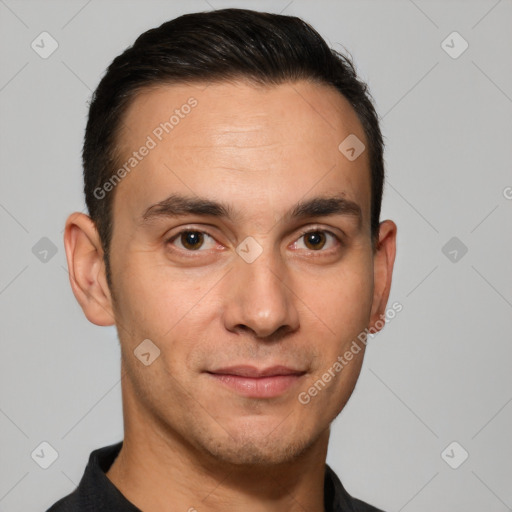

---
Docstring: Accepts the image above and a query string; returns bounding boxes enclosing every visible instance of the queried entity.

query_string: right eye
[166,230,218,252]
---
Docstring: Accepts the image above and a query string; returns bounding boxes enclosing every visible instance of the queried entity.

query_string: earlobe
[63,212,116,326]
[369,220,397,333]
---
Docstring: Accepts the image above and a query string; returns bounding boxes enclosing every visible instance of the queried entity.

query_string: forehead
[119,79,365,151]
[112,79,371,229]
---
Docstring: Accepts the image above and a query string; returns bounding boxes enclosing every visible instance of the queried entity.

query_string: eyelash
[165,227,342,255]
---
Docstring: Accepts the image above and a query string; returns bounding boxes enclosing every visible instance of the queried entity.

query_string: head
[65,8,396,467]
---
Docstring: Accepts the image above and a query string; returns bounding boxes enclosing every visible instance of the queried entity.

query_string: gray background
[1,0,511,511]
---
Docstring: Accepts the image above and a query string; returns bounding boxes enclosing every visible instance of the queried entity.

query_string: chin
[195,419,321,467]
[205,438,308,467]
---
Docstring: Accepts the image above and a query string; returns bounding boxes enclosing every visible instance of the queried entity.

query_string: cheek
[111,250,195,335]
[298,266,372,418]
[302,256,374,339]
[112,258,219,375]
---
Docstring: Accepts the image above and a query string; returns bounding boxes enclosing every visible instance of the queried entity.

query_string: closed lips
[207,365,306,378]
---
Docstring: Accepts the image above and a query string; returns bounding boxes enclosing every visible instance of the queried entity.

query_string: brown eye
[303,231,327,250]
[179,231,204,250]
[291,229,340,252]
[168,230,218,252]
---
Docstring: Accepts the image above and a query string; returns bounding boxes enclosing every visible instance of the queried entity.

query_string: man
[49,7,396,512]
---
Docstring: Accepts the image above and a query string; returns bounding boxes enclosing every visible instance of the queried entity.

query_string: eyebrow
[141,193,362,227]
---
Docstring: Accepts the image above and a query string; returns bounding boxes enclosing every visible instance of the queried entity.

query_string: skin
[64,79,396,512]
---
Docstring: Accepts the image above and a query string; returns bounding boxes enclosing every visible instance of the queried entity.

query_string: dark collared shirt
[46,441,385,512]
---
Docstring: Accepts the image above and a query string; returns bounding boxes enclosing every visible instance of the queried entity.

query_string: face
[70,79,396,467]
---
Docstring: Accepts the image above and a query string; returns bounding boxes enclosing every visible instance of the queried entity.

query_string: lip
[206,365,306,398]
[209,365,305,378]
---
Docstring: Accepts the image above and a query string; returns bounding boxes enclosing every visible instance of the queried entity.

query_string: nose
[221,246,300,341]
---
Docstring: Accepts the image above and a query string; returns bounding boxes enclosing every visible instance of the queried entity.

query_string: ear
[369,220,397,332]
[63,212,115,326]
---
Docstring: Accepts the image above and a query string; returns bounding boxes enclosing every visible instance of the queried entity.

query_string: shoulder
[325,463,387,512]
[45,490,80,511]
[352,496,388,512]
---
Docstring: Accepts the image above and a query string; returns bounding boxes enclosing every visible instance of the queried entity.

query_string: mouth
[205,365,307,399]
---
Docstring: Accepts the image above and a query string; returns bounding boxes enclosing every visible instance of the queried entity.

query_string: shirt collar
[75,441,141,511]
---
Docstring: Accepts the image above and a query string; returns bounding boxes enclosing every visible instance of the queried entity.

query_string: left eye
[292,230,339,251]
